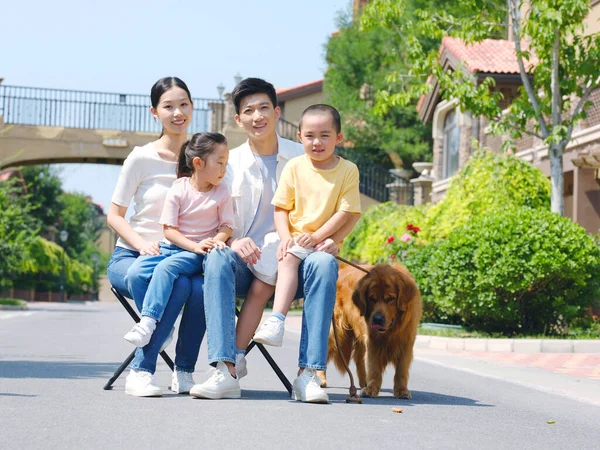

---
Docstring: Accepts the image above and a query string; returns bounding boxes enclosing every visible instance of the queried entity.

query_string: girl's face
[194,144,229,186]
[151,86,193,136]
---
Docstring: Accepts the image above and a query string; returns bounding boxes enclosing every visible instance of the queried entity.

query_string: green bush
[341,202,428,263]
[422,150,551,242]
[405,207,600,334]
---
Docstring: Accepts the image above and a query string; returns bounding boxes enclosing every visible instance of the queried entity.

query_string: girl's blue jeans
[107,246,205,374]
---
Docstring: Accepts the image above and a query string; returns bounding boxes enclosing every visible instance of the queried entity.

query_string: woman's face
[151,86,193,136]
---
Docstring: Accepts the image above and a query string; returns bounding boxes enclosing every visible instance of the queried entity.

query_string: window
[442,109,460,178]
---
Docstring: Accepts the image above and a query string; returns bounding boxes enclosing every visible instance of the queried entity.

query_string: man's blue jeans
[107,246,205,374]
[127,243,204,322]
[203,248,338,370]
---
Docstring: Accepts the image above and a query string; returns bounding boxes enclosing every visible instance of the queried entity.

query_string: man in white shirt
[190,78,358,403]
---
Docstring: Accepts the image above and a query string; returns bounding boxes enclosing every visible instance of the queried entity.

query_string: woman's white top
[111,144,177,251]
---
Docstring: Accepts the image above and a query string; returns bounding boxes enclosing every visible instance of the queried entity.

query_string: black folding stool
[103,286,174,390]
[104,287,293,395]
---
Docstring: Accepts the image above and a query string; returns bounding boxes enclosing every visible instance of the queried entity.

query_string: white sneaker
[124,322,154,347]
[236,353,247,379]
[171,369,195,394]
[189,362,241,399]
[125,369,163,397]
[292,369,329,404]
[159,327,175,352]
[253,317,285,347]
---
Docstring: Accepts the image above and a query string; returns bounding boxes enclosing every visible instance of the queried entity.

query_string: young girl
[124,132,234,348]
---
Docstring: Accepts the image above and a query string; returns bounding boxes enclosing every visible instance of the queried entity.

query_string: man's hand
[138,240,160,256]
[277,236,294,261]
[314,238,339,256]
[231,237,261,265]
[295,233,316,248]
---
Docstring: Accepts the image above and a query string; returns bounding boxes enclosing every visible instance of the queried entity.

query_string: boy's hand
[296,233,316,248]
[314,238,339,256]
[231,237,261,265]
[277,237,294,261]
[139,240,160,256]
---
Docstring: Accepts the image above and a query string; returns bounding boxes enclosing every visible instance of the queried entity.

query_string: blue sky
[4,0,351,211]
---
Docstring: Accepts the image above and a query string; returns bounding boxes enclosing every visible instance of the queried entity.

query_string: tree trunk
[549,143,564,215]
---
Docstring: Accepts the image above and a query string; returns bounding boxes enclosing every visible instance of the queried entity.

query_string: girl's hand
[296,233,316,248]
[211,240,227,251]
[138,240,160,256]
[194,240,213,254]
[277,237,293,261]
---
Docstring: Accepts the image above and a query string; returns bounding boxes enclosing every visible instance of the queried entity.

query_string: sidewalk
[282,313,600,383]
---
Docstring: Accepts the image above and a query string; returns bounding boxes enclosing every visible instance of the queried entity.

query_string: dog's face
[351,265,416,333]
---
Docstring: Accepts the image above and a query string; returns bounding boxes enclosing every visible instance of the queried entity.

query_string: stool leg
[104,350,136,390]
[254,343,293,396]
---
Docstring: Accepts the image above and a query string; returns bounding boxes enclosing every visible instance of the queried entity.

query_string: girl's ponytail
[177,139,192,178]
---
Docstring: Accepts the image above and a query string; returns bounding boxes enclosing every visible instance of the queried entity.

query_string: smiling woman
[105,77,209,398]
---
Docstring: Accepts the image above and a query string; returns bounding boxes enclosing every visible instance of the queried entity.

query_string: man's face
[234,93,280,139]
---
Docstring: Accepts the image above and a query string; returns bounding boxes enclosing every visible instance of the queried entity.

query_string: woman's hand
[138,240,160,256]
[277,237,294,261]
[314,238,339,256]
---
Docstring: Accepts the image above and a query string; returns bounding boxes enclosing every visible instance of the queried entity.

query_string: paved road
[1,303,599,449]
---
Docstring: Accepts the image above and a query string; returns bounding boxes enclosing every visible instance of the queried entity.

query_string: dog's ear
[395,269,416,311]
[352,275,369,317]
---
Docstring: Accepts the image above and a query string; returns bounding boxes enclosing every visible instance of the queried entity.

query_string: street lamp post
[91,253,100,301]
[59,230,69,302]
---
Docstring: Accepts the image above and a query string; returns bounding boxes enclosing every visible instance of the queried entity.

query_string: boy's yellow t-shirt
[272,154,361,242]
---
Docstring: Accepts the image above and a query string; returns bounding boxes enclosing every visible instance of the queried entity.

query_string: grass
[418,323,600,340]
[0,298,27,306]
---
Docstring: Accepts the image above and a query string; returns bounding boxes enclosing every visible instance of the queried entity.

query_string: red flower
[406,224,420,234]
[389,254,396,260]
[387,236,395,244]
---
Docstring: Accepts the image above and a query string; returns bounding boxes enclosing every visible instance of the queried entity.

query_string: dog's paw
[315,370,327,388]
[394,388,411,399]
[361,386,380,398]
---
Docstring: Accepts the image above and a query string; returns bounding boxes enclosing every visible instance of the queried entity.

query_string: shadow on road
[324,387,492,407]
[0,360,120,380]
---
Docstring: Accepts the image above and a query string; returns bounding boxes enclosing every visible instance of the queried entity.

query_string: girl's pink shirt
[159,177,234,244]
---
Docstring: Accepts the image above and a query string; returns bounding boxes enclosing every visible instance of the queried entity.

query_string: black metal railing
[0,85,224,134]
[336,147,414,205]
[276,117,299,141]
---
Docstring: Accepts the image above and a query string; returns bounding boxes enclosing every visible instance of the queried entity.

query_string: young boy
[253,104,361,347]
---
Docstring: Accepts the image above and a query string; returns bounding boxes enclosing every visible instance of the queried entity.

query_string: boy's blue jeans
[107,246,205,374]
[127,243,204,322]
[203,247,338,370]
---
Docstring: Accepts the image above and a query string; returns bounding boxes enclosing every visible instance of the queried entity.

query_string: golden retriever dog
[319,263,422,399]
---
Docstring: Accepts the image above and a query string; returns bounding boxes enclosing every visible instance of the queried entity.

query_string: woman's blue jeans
[107,246,205,374]
[203,247,338,370]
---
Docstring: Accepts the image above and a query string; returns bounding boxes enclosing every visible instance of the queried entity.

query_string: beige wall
[281,92,325,125]
[585,2,600,35]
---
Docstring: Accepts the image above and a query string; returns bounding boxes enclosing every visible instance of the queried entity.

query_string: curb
[416,335,600,354]
[0,304,28,311]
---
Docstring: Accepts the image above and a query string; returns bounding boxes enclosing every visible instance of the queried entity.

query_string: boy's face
[235,93,280,140]
[298,113,343,168]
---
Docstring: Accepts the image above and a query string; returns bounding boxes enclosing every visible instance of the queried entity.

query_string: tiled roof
[441,37,534,74]
[276,79,323,101]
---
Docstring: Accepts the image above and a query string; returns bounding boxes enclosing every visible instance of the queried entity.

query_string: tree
[58,192,104,266]
[361,0,600,215]
[0,178,37,288]
[20,165,63,234]
[324,7,432,169]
